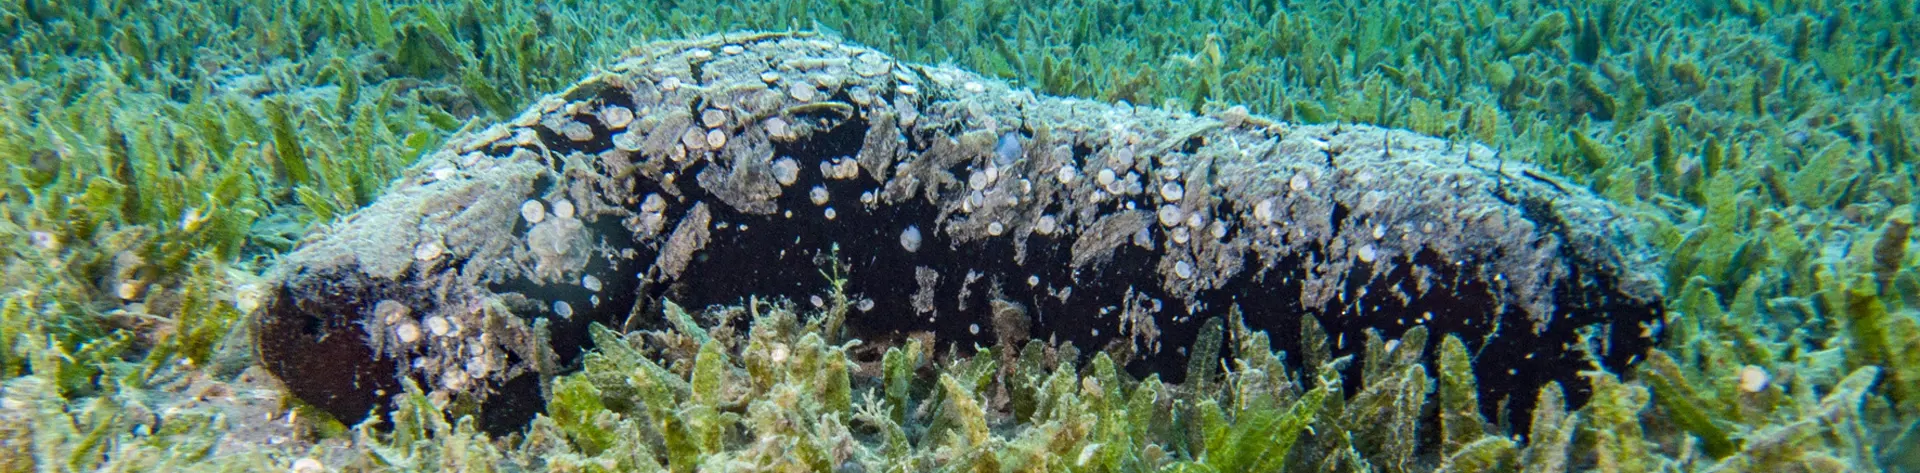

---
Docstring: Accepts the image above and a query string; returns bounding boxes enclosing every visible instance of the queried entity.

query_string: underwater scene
[2,0,1918,471]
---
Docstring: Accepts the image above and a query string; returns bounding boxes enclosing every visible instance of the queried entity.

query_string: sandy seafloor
[1,0,1917,471]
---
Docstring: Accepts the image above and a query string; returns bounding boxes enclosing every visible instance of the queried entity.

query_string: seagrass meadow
[0,0,1915,472]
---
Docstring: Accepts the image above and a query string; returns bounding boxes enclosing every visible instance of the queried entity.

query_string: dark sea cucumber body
[254,33,1664,434]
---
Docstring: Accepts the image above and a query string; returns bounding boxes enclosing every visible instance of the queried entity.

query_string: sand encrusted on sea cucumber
[254,32,1664,433]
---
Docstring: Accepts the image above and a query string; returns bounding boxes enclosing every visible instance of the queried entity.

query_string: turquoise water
[1,0,1916,471]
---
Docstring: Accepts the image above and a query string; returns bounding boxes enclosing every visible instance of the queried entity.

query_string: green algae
[1,0,1917,471]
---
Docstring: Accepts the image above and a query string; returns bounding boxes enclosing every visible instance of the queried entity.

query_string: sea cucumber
[253,32,1664,434]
